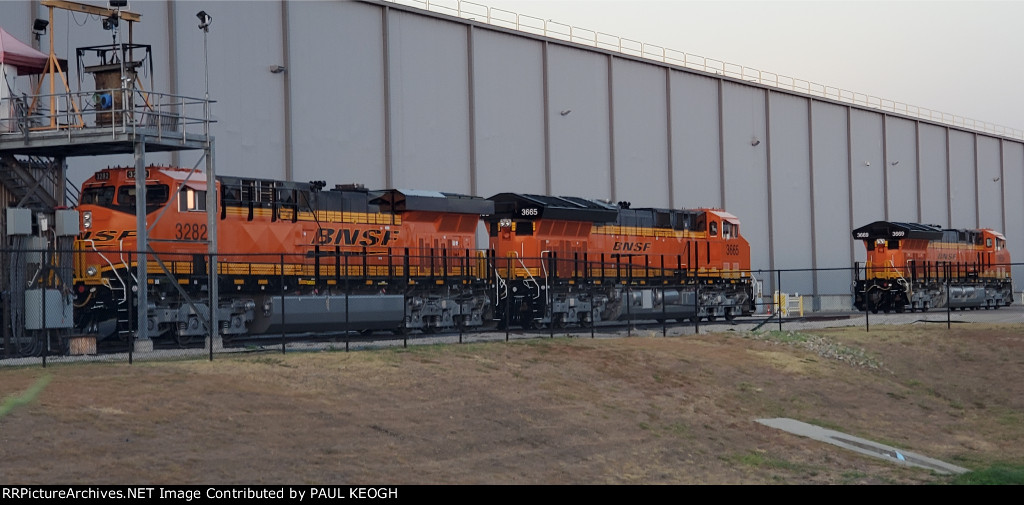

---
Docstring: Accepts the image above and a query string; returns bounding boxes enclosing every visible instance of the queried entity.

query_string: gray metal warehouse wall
[3,0,1022,301]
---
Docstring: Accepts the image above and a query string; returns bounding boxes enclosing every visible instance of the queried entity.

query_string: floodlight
[197,11,212,31]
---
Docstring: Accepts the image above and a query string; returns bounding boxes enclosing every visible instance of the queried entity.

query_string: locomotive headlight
[86,265,98,277]
[82,211,92,229]
[499,218,512,229]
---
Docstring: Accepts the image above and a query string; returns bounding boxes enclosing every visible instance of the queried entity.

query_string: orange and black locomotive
[74,165,493,340]
[852,221,1012,312]
[486,194,755,328]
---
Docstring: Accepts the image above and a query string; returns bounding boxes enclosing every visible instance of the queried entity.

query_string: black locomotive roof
[371,189,494,215]
[488,193,619,222]
[852,221,943,241]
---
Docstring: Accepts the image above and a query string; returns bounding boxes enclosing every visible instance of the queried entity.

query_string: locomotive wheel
[724,308,736,322]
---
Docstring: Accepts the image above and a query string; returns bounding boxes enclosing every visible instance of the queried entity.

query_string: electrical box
[25,289,75,329]
[55,209,80,236]
[6,208,32,235]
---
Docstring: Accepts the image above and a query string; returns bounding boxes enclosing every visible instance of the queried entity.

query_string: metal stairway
[0,154,78,208]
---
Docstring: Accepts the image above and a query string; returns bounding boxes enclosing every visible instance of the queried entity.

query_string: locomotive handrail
[84,239,128,303]
[507,251,541,299]
[539,250,553,283]
[520,259,542,300]
[117,239,138,297]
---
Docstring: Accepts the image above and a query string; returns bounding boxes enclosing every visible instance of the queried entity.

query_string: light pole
[196,10,219,355]
[197,10,212,135]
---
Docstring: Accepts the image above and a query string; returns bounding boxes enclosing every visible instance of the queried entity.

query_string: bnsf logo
[612,241,651,252]
[80,230,136,242]
[313,228,400,247]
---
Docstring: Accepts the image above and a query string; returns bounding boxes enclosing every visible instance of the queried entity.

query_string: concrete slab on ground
[756,417,969,475]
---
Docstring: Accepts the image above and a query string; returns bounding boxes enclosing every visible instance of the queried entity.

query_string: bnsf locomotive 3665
[486,194,755,328]
[852,221,1013,313]
[73,165,755,344]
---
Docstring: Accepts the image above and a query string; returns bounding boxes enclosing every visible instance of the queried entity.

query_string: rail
[387,0,1024,141]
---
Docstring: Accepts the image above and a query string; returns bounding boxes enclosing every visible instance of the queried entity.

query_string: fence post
[208,252,214,362]
[280,253,286,354]
[946,263,951,330]
[693,279,700,335]
[776,269,783,332]
[626,284,632,337]
[505,256,511,342]
[661,286,667,337]
[128,249,134,365]
[345,252,351,347]
[40,254,47,368]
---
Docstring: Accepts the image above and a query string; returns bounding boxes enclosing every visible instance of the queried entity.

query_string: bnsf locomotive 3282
[72,165,755,344]
[75,165,494,341]
[852,221,1013,313]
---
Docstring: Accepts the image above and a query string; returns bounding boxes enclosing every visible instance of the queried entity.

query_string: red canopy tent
[0,27,48,76]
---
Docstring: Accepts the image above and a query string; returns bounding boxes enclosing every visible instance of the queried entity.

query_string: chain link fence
[1,247,1020,367]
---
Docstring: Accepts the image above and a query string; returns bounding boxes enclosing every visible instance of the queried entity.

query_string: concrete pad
[756,417,969,475]
[132,339,154,353]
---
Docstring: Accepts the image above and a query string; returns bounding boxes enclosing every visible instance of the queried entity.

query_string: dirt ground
[2,322,1023,485]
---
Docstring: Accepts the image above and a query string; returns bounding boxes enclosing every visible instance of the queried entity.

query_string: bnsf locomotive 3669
[852,221,1013,313]
[72,165,755,344]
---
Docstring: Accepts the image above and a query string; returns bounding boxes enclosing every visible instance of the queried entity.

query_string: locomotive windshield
[80,184,170,213]
[80,185,115,206]
[116,184,169,207]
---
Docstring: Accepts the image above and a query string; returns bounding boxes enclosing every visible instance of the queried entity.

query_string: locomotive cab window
[117,184,169,208]
[695,214,706,234]
[515,221,534,236]
[987,238,993,248]
[179,187,207,212]
[709,221,718,237]
[723,221,738,239]
[81,186,115,207]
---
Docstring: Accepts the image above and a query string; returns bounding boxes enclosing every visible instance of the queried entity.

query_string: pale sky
[456,0,1024,131]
